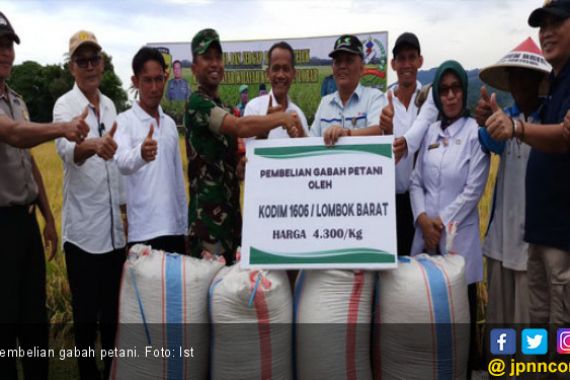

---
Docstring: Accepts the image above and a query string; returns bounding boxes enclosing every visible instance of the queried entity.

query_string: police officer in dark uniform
[0,12,89,380]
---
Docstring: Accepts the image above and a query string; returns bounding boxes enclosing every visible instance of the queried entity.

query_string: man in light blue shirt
[310,34,385,144]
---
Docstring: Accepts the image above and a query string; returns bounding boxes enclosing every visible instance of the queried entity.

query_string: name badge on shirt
[428,143,440,150]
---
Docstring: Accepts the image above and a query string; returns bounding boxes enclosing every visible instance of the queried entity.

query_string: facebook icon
[490,328,516,355]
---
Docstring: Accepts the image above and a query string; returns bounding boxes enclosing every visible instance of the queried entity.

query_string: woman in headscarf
[409,59,490,322]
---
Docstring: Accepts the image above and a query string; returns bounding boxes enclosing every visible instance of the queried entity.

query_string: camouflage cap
[192,28,222,57]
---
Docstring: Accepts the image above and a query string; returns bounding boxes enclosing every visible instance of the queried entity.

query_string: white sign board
[241,136,397,269]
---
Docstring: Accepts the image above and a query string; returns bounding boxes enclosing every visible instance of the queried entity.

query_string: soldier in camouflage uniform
[185,28,303,264]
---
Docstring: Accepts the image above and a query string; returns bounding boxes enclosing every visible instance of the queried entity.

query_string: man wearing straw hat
[477,37,550,326]
[480,0,570,330]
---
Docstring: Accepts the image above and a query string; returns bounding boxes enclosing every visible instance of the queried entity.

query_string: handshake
[266,96,304,138]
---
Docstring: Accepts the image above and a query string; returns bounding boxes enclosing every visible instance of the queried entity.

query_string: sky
[1,0,545,94]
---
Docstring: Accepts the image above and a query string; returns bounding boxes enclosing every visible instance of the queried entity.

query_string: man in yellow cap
[53,29,126,380]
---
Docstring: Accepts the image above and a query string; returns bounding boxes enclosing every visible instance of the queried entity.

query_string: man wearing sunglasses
[53,30,125,380]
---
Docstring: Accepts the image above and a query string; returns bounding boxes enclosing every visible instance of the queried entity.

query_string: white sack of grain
[112,244,224,380]
[372,254,469,380]
[295,270,374,380]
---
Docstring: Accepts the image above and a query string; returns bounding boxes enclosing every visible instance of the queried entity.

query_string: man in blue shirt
[483,0,570,327]
[310,34,385,144]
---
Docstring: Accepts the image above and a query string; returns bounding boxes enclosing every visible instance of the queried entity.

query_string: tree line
[7,53,128,122]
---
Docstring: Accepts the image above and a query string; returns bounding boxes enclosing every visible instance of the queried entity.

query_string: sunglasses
[438,83,463,97]
[74,55,102,69]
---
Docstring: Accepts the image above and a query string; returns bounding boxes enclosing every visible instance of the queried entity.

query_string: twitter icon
[522,329,548,355]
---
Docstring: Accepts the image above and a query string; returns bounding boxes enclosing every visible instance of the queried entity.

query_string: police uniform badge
[19,100,30,121]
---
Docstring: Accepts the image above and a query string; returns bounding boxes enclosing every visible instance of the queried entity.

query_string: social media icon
[557,328,570,354]
[490,328,516,355]
[522,329,548,355]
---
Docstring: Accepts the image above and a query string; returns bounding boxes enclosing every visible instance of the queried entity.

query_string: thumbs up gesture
[141,124,157,162]
[95,121,118,160]
[485,93,513,141]
[64,106,90,144]
[379,90,395,135]
[475,86,493,126]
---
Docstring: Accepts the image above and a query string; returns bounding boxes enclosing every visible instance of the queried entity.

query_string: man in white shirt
[244,41,309,137]
[310,34,385,145]
[115,47,187,254]
[53,30,125,380]
[243,41,309,286]
[380,32,425,255]
[380,37,438,163]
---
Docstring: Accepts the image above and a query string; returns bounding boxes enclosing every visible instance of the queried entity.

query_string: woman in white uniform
[410,59,490,284]
[409,60,490,374]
